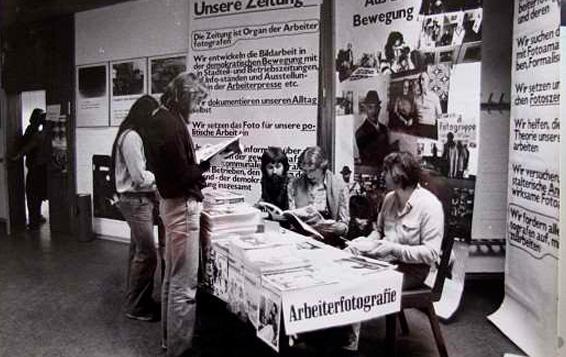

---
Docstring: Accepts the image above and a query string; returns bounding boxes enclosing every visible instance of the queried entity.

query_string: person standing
[12,108,49,230]
[112,95,160,321]
[414,71,442,139]
[144,72,210,357]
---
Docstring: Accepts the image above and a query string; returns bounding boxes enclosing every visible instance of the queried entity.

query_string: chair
[385,169,455,357]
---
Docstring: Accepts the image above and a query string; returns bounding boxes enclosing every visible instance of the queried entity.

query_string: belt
[120,192,155,198]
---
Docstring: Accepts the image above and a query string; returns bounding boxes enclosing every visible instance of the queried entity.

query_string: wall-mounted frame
[148,53,187,101]
[76,63,109,127]
[110,57,148,126]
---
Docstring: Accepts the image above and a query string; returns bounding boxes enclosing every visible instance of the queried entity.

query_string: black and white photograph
[78,65,107,98]
[257,294,280,352]
[149,54,187,95]
[110,58,148,126]
[0,0,561,357]
[112,60,145,97]
[76,63,109,127]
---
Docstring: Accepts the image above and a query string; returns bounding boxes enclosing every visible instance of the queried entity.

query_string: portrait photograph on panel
[112,60,145,97]
[150,54,187,95]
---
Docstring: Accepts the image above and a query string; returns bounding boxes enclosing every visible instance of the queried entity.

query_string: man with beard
[260,147,290,210]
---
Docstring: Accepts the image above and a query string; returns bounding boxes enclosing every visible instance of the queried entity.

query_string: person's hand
[366,240,399,259]
[313,220,347,236]
[346,236,378,253]
[10,153,22,161]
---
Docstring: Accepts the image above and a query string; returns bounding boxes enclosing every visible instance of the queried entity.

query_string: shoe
[126,312,154,321]
[39,216,47,224]
[27,224,41,231]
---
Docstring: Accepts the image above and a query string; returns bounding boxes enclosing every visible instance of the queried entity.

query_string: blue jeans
[159,197,202,357]
[117,194,157,316]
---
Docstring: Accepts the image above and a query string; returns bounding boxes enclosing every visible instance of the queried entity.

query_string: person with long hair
[347,151,444,289]
[143,72,211,357]
[112,95,160,321]
[260,147,290,210]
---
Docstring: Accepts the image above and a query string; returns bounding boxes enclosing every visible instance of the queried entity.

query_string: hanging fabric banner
[334,1,482,317]
[187,0,321,201]
[489,1,560,356]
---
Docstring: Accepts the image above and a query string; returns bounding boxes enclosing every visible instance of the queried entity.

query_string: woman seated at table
[347,151,444,289]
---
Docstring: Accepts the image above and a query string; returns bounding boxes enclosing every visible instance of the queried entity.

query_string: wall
[75,0,188,239]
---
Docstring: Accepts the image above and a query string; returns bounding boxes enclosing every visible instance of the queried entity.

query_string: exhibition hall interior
[0,0,562,356]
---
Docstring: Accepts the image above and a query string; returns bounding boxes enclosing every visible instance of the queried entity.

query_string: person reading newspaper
[286,146,349,247]
[346,151,444,289]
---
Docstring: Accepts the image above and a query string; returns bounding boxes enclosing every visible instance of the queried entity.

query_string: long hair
[297,146,328,171]
[260,147,289,177]
[110,95,159,176]
[384,32,404,63]
[383,151,421,189]
[160,72,208,117]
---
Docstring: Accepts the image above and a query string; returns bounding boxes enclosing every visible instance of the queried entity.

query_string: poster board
[76,63,109,127]
[334,0,482,242]
[488,1,560,356]
[148,53,187,100]
[187,0,321,202]
[110,57,148,126]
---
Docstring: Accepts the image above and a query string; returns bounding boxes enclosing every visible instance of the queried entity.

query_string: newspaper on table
[230,233,310,326]
[195,134,243,164]
[202,188,245,210]
[201,203,261,232]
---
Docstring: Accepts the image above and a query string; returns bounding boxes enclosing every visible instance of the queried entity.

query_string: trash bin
[76,193,94,242]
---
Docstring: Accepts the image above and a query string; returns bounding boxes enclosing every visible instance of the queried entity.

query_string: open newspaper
[256,201,325,241]
[195,134,243,164]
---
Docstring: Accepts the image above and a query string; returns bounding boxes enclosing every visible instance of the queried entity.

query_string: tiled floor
[0,225,522,356]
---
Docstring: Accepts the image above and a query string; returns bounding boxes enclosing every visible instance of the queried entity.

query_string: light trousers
[159,197,202,357]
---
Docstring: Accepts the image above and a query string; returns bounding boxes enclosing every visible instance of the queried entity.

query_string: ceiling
[1,0,135,28]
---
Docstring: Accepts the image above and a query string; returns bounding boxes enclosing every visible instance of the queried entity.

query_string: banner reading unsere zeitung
[188,0,320,201]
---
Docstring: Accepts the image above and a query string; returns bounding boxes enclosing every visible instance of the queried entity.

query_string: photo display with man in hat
[334,0,483,242]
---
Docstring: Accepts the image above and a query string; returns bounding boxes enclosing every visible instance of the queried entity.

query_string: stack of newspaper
[202,188,245,211]
[200,189,261,299]
[228,233,311,324]
[201,204,261,237]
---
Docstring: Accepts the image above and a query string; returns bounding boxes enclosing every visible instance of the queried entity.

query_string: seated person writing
[347,151,443,289]
[287,146,349,247]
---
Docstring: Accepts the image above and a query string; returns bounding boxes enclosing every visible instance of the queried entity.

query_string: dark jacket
[355,119,391,168]
[145,108,205,200]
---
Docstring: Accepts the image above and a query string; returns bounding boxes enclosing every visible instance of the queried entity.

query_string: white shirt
[114,130,155,193]
[415,91,442,126]
[370,185,443,265]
